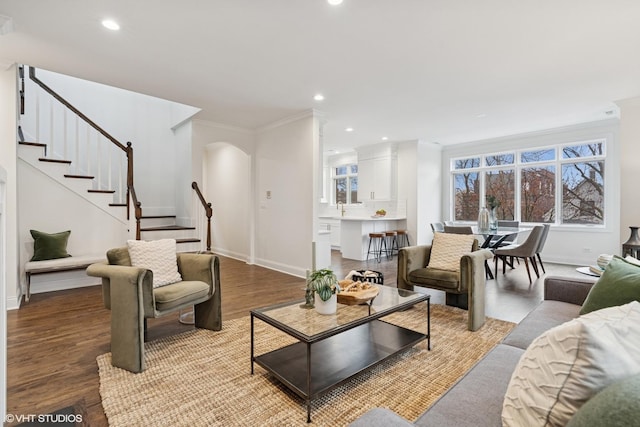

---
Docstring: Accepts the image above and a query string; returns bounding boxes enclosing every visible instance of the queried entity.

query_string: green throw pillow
[30,229,72,261]
[580,256,640,315]
[566,374,640,427]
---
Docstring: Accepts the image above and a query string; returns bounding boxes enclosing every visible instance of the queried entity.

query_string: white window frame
[450,139,607,227]
[333,163,358,205]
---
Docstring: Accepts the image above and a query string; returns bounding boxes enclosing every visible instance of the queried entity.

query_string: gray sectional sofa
[350,276,597,427]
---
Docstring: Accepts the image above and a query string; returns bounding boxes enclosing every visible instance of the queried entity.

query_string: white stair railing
[21,66,130,205]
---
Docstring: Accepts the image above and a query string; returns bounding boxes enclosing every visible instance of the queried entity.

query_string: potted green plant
[308,268,341,315]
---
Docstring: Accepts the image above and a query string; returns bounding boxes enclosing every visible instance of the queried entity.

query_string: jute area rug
[97,303,514,426]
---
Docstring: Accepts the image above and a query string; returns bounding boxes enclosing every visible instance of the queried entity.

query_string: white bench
[24,254,106,302]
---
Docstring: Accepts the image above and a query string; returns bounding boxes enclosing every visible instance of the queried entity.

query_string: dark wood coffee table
[250,286,430,422]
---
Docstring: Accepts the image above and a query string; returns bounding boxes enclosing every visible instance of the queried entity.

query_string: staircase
[139,216,201,252]
[18,140,127,222]
[17,65,210,253]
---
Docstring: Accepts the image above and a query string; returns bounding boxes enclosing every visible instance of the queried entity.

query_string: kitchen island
[320,216,407,261]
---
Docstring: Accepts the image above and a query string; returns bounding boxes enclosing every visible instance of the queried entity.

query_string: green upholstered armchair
[87,247,222,373]
[397,241,492,331]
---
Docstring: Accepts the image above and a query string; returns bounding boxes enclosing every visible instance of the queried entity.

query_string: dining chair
[534,224,551,274]
[430,222,445,232]
[444,225,473,234]
[493,225,544,284]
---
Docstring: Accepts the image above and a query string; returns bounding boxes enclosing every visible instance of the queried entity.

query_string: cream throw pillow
[427,232,476,272]
[502,301,640,427]
[127,239,182,288]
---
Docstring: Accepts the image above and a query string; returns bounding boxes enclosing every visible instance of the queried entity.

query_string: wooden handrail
[28,67,127,152]
[192,182,213,252]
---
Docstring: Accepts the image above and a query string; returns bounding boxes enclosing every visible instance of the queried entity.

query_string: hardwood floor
[6,250,587,425]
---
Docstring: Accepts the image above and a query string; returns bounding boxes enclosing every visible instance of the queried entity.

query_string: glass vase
[478,207,490,232]
[489,207,498,231]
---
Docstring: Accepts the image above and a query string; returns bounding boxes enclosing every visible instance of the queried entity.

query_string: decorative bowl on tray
[337,280,379,305]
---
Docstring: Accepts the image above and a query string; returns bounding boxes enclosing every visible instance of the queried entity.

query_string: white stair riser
[177,241,203,253]
[140,229,197,240]
[141,217,177,227]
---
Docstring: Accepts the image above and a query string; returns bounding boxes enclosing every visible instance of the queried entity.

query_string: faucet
[337,201,346,217]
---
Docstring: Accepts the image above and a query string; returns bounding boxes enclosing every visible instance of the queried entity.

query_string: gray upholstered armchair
[397,241,492,331]
[87,247,222,373]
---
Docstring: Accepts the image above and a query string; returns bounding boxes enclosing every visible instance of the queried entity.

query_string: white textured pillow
[428,232,476,271]
[502,301,640,427]
[127,239,182,288]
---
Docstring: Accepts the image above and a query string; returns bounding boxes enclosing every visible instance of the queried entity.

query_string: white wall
[21,68,200,215]
[0,65,19,309]
[204,143,251,260]
[192,120,256,260]
[0,164,7,427]
[398,140,442,246]
[17,160,128,295]
[254,112,317,277]
[441,119,620,266]
[0,64,17,422]
[616,96,640,244]
[173,121,193,226]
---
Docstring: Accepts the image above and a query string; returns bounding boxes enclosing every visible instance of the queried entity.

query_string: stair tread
[19,141,47,148]
[140,225,196,231]
[141,215,177,219]
[64,174,94,179]
[109,203,127,207]
[39,157,71,164]
[88,189,115,194]
[176,238,201,243]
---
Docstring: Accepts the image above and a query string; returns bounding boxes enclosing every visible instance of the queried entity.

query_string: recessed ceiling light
[102,19,120,31]
[381,136,389,141]
[345,127,354,132]
[328,0,343,5]
[314,94,325,101]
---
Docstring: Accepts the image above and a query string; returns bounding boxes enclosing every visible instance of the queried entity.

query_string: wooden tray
[337,286,379,305]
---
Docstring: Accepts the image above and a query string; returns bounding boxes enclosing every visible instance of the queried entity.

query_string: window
[334,164,358,204]
[450,140,606,226]
[560,142,604,225]
[453,169,479,221]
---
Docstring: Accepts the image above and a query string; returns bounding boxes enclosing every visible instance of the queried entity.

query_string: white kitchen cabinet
[319,219,341,248]
[357,144,397,201]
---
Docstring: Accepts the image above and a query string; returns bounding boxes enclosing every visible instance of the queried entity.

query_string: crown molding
[256,109,322,133]
[192,119,253,135]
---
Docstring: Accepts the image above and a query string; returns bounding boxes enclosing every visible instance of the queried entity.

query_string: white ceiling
[1,0,639,152]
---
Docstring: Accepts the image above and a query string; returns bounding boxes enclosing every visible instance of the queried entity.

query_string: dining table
[464,225,533,279]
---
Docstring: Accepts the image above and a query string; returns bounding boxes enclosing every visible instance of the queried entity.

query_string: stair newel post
[192,181,213,253]
[206,202,213,252]
[134,202,142,240]
[126,142,133,220]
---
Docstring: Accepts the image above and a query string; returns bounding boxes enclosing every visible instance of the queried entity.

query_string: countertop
[319,216,406,221]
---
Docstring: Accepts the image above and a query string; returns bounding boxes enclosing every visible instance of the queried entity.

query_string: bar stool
[395,229,410,248]
[384,230,399,259]
[366,232,387,262]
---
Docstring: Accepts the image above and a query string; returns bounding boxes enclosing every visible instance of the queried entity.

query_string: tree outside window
[485,169,515,220]
[453,171,479,221]
[521,166,555,222]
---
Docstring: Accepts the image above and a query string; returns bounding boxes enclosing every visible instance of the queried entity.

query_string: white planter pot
[314,293,337,315]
